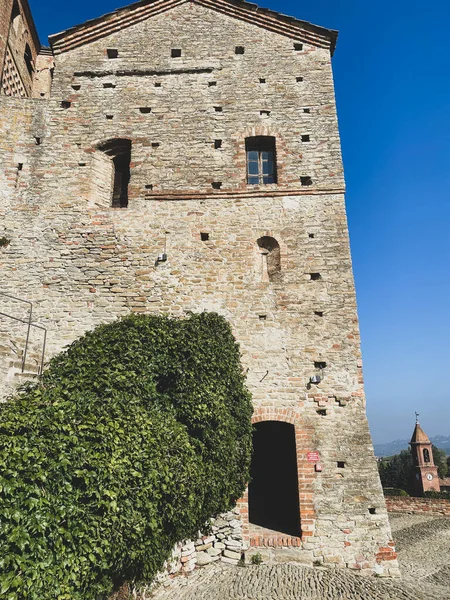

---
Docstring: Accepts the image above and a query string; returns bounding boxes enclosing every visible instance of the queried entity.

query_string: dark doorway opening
[97,139,131,208]
[249,421,301,536]
[112,152,131,208]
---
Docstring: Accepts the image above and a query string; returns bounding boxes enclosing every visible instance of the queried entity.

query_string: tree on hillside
[432,444,449,479]
[378,450,414,494]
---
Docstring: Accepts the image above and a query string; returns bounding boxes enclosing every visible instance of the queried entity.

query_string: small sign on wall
[307,451,320,462]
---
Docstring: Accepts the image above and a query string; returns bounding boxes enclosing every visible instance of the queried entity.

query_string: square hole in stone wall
[314,311,324,317]
[152,142,160,148]
[337,461,346,468]
[71,84,81,90]
[303,108,311,114]
[61,101,71,109]
[294,43,303,51]
[309,233,315,238]
[259,315,267,321]
[200,232,209,241]
[107,49,118,59]
[296,76,304,82]
[214,139,222,149]
[369,508,377,515]
[171,48,182,58]
[302,135,310,142]
[154,82,162,87]
[301,176,313,186]
[260,110,271,116]
[145,184,154,190]
[208,81,217,87]
[214,106,223,112]
[317,409,327,416]
[106,115,114,120]
[314,361,327,369]
[212,182,222,189]
[235,46,245,54]
[139,107,152,114]
[103,82,116,89]
[259,78,266,84]
[310,273,321,281]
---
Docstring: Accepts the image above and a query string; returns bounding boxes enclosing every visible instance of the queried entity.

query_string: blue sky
[29,0,450,444]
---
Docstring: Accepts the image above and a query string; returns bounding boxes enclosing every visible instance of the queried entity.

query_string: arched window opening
[248,421,301,537]
[257,236,281,282]
[97,139,131,207]
[423,448,430,463]
[246,136,277,184]
[24,44,33,76]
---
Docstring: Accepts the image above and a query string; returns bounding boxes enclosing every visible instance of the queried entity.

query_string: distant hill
[374,435,450,457]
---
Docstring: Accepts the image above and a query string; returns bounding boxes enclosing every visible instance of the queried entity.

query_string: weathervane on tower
[415,411,420,424]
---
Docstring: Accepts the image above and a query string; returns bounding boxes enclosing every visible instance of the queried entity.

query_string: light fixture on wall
[155,231,170,264]
[310,375,321,384]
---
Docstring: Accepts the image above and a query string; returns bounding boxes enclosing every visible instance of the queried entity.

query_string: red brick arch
[237,406,318,547]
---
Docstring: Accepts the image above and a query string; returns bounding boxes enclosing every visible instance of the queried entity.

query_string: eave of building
[48,0,338,56]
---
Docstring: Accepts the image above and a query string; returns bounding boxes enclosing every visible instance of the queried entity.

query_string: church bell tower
[409,415,440,496]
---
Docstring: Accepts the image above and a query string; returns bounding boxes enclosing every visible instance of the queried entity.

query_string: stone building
[0,0,399,575]
[409,418,444,495]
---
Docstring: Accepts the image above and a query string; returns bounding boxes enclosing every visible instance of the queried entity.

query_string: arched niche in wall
[257,236,281,282]
[92,139,131,207]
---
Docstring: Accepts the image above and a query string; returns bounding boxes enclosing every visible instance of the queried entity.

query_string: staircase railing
[0,292,47,376]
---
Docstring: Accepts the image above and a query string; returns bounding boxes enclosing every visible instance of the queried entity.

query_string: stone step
[13,371,39,380]
[8,359,41,373]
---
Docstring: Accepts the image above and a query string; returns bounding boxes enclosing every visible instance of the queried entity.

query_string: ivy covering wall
[0,313,253,599]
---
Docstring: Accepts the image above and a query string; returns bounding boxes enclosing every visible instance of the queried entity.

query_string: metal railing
[0,292,47,376]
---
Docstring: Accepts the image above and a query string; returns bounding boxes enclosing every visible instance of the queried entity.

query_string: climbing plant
[0,313,253,600]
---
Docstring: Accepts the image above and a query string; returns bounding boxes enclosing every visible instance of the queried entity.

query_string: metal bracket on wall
[0,292,47,376]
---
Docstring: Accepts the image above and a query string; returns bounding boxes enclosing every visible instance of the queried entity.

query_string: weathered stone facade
[0,0,399,575]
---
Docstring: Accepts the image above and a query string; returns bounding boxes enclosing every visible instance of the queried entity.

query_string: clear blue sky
[30,0,450,444]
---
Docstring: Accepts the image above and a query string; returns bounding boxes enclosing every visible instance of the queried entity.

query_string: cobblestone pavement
[150,514,450,600]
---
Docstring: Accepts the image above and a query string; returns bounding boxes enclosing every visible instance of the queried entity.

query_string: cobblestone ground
[150,514,450,600]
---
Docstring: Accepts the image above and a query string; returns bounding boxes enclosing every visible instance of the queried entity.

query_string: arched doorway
[248,421,301,536]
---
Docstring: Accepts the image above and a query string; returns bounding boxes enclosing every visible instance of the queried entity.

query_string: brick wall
[0,0,399,576]
[0,0,40,97]
[386,496,450,516]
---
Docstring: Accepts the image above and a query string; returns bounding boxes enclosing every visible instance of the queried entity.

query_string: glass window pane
[248,176,259,185]
[247,151,258,161]
[261,151,273,161]
[248,161,260,175]
[262,161,274,175]
[263,175,274,184]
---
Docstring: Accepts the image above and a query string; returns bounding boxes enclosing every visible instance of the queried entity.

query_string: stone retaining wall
[146,509,244,593]
[386,496,450,516]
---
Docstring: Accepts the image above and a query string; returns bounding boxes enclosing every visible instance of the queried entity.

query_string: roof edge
[19,0,41,51]
[48,0,338,56]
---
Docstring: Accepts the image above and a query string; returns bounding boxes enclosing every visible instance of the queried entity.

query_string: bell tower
[409,414,440,496]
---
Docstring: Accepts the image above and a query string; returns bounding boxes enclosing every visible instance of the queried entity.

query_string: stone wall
[386,496,450,516]
[0,0,398,575]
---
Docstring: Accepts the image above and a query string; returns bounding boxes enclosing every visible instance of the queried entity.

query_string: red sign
[307,452,320,462]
